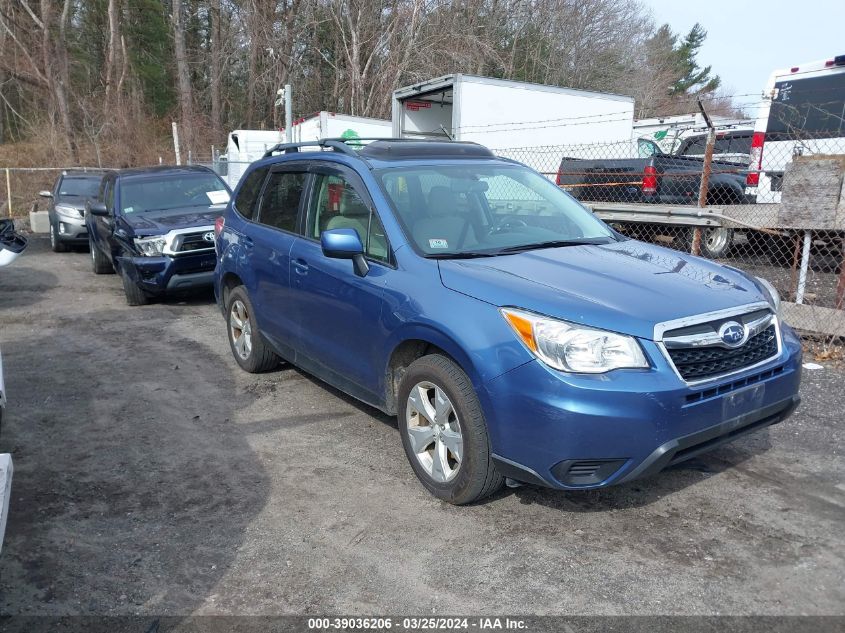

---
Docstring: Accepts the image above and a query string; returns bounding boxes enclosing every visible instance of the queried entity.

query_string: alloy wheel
[229,299,253,360]
[705,228,730,254]
[405,381,464,483]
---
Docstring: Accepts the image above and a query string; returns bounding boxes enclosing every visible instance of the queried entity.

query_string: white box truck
[290,111,391,143]
[220,113,391,188]
[391,74,634,176]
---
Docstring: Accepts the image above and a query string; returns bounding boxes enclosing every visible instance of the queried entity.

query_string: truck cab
[86,166,231,305]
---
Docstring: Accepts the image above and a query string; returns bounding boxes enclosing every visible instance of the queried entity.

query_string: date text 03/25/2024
[307,617,528,630]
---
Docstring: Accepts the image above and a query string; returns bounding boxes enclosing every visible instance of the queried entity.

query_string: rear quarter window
[235,167,269,220]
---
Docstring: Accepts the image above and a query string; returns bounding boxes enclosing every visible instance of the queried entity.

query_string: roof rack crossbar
[262,139,360,158]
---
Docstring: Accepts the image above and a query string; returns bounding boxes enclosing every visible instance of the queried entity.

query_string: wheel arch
[219,270,244,308]
[706,181,744,204]
[383,327,480,416]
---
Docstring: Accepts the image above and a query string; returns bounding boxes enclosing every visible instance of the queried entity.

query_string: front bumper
[118,251,217,295]
[482,324,803,489]
[54,215,88,243]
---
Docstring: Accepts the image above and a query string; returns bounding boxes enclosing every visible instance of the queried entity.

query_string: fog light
[59,223,68,235]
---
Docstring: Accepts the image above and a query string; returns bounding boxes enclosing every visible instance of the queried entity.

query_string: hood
[121,205,226,235]
[438,240,767,340]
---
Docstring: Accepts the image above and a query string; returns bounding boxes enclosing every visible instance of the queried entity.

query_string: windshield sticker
[206,190,230,205]
[429,239,449,249]
[123,206,134,213]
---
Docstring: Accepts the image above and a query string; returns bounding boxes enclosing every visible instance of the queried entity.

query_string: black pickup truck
[556,136,753,258]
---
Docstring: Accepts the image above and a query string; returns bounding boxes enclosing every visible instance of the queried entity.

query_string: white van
[745,54,845,203]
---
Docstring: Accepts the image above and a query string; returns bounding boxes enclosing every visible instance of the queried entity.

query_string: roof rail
[261,139,360,158]
[261,137,433,159]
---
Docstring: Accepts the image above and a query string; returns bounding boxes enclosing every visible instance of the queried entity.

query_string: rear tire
[89,237,114,274]
[226,286,280,373]
[50,221,68,253]
[398,354,503,505]
[121,269,150,306]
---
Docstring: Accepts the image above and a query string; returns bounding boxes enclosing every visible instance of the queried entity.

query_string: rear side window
[235,167,269,220]
[257,171,306,233]
[714,134,751,154]
[679,134,752,156]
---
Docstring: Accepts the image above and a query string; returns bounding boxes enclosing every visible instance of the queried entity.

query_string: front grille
[174,232,215,253]
[668,325,778,381]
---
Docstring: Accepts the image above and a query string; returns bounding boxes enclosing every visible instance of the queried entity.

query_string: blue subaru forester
[214,139,801,505]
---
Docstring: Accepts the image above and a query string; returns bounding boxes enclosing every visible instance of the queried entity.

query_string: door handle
[292,258,309,275]
[242,236,254,249]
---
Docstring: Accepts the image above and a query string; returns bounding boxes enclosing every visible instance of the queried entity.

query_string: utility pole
[692,97,716,257]
[172,121,182,166]
[275,84,293,143]
[284,84,292,143]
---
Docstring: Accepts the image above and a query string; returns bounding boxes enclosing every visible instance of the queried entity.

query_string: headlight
[54,204,80,219]
[755,276,781,316]
[501,308,648,373]
[134,236,166,257]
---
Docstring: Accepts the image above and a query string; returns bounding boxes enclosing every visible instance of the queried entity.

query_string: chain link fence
[494,124,845,350]
[3,124,844,351]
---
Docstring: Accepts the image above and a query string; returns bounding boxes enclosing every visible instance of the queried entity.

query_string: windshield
[375,164,615,256]
[120,173,230,214]
[58,177,101,198]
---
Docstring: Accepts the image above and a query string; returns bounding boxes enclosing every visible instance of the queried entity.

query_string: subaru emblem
[203,231,216,243]
[719,321,746,347]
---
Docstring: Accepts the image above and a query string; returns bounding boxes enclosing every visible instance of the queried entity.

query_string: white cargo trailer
[391,74,634,175]
[290,112,391,143]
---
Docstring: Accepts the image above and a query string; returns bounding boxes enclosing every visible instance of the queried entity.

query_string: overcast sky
[641,0,844,108]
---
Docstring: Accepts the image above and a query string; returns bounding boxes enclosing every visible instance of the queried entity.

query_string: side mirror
[87,202,109,217]
[321,228,369,276]
[38,190,53,199]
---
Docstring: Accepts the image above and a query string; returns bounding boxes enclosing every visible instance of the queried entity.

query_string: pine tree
[671,23,720,96]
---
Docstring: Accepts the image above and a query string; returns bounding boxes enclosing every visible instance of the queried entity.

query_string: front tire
[121,269,150,306]
[226,286,280,373]
[89,237,114,274]
[50,221,68,253]
[398,354,503,505]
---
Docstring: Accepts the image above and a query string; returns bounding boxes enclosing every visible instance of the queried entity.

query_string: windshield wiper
[494,238,613,254]
[425,251,498,259]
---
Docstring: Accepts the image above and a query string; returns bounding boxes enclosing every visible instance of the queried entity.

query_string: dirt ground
[0,237,843,617]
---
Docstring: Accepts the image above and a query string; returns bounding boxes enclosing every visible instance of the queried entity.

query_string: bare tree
[172,0,194,152]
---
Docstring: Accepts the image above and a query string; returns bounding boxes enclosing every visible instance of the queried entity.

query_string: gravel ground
[0,237,843,616]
